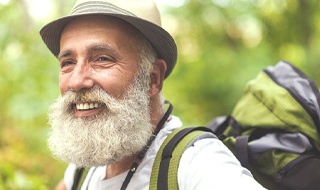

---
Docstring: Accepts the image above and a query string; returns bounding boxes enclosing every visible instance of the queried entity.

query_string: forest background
[1,0,320,189]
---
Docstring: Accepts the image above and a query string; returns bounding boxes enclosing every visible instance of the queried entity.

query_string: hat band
[71,1,137,18]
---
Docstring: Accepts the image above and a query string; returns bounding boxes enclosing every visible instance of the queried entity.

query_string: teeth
[76,102,101,110]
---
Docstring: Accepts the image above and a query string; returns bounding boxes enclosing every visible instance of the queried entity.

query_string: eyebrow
[58,50,72,61]
[57,44,119,60]
[88,44,119,57]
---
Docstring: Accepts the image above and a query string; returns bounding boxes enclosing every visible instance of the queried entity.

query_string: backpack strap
[150,126,216,190]
[71,167,90,190]
[208,115,241,140]
[235,135,251,169]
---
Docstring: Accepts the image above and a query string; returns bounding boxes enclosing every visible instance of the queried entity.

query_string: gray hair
[136,35,166,112]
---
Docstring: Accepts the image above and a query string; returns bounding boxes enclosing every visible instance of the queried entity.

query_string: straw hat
[40,0,177,78]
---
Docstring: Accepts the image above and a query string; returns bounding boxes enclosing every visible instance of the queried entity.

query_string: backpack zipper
[275,153,318,183]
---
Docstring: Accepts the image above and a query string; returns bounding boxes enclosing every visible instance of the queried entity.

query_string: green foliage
[1,0,69,189]
[1,0,320,189]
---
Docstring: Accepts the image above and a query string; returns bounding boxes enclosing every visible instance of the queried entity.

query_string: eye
[96,56,112,62]
[60,60,75,68]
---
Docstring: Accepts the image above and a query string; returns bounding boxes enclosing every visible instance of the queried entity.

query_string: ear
[149,59,167,97]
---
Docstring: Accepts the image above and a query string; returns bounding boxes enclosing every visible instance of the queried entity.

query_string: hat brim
[40,9,177,78]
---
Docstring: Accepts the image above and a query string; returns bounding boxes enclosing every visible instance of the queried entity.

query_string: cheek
[98,78,123,97]
[59,75,68,95]
[97,75,132,98]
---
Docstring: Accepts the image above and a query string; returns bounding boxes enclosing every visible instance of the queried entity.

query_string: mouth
[73,102,105,117]
[75,102,103,111]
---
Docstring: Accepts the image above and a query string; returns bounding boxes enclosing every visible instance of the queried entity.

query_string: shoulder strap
[208,115,241,139]
[71,167,90,190]
[150,126,215,190]
[235,135,251,169]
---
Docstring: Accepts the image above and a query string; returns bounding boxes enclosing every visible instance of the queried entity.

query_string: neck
[104,154,138,180]
[149,95,165,131]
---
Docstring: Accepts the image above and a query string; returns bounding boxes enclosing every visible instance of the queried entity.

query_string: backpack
[207,60,320,189]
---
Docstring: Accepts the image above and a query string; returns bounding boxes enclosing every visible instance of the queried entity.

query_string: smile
[75,102,102,111]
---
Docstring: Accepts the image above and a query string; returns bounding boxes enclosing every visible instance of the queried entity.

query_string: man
[40,0,266,189]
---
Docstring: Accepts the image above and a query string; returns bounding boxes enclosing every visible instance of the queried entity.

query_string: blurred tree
[0,0,70,189]
[0,0,320,189]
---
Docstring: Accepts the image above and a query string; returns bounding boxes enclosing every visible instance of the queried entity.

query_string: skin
[54,15,167,190]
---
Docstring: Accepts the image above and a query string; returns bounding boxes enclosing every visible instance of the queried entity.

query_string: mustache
[65,86,106,102]
[59,86,114,111]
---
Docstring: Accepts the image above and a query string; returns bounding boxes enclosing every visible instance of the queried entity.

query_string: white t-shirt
[64,116,266,190]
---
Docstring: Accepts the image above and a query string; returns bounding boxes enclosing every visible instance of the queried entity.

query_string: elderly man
[40,0,265,189]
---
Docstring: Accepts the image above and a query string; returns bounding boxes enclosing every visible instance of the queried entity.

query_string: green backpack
[208,61,320,189]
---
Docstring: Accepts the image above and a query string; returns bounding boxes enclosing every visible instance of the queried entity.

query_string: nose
[68,63,94,92]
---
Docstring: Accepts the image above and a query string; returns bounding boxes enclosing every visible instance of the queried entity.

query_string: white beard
[47,69,153,167]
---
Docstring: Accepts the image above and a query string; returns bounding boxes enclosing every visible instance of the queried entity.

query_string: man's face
[58,15,142,117]
[47,16,154,167]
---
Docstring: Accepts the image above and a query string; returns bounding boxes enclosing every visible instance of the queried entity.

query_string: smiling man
[49,15,160,168]
[40,0,265,189]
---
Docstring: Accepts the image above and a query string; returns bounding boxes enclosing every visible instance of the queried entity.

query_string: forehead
[60,15,144,54]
